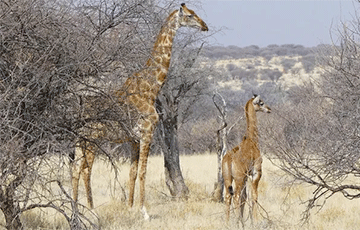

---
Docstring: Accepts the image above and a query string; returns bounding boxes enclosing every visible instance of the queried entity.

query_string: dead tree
[212,92,243,202]
[211,92,227,202]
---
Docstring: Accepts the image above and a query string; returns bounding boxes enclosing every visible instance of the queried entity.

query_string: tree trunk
[2,200,23,230]
[163,116,189,197]
[0,177,23,230]
[212,93,228,202]
[156,97,189,198]
[212,127,227,202]
[154,44,205,198]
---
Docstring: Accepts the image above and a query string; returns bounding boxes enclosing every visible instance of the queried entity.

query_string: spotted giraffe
[71,3,208,219]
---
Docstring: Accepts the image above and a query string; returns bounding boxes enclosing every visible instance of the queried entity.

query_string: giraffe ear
[253,95,260,104]
[179,5,183,16]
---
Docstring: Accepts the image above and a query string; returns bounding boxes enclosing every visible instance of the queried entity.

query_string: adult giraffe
[222,95,271,226]
[71,3,208,219]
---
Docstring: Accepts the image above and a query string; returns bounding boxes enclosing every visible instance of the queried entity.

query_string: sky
[200,0,357,47]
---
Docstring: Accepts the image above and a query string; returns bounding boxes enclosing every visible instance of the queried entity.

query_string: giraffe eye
[260,102,264,106]
[187,14,194,18]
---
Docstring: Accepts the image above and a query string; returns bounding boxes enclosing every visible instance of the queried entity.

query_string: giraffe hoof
[141,206,150,221]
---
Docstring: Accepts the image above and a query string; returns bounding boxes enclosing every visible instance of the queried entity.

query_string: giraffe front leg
[128,141,140,208]
[138,113,158,220]
[138,135,151,220]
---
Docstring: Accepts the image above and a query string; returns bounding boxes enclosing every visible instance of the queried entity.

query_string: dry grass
[1,153,360,229]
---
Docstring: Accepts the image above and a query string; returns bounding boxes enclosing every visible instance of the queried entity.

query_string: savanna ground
[1,153,360,229]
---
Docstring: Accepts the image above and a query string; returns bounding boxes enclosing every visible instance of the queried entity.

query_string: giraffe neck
[146,10,180,86]
[244,99,258,141]
[117,10,181,110]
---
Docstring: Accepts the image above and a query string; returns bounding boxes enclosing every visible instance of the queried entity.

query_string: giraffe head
[178,3,208,31]
[252,95,271,113]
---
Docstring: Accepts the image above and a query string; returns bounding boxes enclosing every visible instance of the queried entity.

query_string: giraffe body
[222,95,271,226]
[71,3,208,218]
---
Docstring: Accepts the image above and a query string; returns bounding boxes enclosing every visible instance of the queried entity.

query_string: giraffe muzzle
[201,23,209,31]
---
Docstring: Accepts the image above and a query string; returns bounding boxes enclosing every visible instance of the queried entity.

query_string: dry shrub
[319,207,345,223]
[186,180,210,202]
[21,209,68,230]
[96,199,142,229]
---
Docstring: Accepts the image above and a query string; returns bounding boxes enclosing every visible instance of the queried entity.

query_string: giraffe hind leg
[82,145,95,209]
[224,184,232,222]
[71,143,83,204]
[234,175,247,227]
[72,141,96,209]
[250,158,262,223]
[239,178,247,228]
[222,153,233,222]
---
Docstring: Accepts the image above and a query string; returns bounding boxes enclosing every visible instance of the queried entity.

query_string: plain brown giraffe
[222,95,271,226]
[71,3,208,219]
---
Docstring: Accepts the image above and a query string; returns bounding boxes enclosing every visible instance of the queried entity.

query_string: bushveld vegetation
[1,0,360,229]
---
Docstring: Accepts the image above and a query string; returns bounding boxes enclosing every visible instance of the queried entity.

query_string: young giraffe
[222,95,271,226]
[71,3,208,218]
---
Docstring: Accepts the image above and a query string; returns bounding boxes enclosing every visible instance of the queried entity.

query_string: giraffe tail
[69,149,75,164]
[228,186,234,196]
